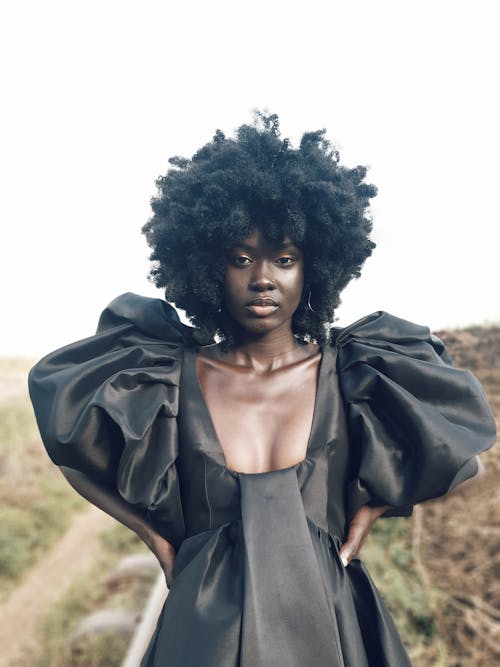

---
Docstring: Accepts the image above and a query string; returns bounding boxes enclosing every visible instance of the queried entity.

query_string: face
[223,227,305,338]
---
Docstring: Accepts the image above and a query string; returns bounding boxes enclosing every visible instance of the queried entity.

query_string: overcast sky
[1,0,498,356]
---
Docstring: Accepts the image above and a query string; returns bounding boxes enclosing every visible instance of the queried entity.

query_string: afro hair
[142,111,377,346]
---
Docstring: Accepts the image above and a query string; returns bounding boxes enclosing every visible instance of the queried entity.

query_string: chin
[240,316,288,337]
[242,321,276,335]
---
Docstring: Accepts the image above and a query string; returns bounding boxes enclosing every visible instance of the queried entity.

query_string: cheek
[223,270,243,305]
[287,269,305,301]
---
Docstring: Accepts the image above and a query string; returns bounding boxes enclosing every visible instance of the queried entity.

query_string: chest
[195,354,321,474]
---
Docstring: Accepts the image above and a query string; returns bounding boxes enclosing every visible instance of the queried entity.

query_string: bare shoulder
[196,342,226,362]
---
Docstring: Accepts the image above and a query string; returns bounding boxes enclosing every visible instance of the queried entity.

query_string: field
[0,360,84,601]
[0,325,498,665]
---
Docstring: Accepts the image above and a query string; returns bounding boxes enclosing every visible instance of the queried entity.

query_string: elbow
[59,465,77,479]
[474,456,485,480]
[58,465,90,486]
[58,465,79,486]
[446,456,485,498]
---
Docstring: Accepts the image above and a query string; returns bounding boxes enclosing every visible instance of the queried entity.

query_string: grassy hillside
[36,525,154,667]
[362,324,500,666]
[419,325,500,666]
[0,359,83,600]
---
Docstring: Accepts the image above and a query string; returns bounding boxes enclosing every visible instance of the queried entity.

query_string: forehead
[232,227,298,250]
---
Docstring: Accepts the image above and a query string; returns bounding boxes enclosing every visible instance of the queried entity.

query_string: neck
[230,327,306,371]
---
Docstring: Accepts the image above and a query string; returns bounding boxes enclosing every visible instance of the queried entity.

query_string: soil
[0,506,115,667]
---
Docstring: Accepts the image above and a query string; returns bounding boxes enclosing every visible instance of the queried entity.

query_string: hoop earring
[307,290,317,314]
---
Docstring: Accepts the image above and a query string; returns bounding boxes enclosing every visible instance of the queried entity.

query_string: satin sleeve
[28,292,197,547]
[333,311,496,520]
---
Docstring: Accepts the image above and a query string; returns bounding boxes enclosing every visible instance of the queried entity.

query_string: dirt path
[0,506,115,667]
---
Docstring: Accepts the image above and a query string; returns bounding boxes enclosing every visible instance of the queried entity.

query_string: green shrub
[362,517,443,655]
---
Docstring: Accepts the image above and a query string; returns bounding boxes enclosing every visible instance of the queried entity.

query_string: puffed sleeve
[28,292,200,548]
[333,311,496,520]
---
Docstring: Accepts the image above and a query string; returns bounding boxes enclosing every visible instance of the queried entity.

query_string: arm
[59,466,176,585]
[340,456,486,566]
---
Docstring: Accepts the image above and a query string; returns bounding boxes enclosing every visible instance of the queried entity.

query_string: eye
[230,255,252,266]
[275,256,297,266]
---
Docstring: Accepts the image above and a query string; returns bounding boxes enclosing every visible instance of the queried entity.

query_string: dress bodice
[178,344,352,542]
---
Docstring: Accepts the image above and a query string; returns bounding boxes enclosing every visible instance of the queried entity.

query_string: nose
[249,277,276,291]
[248,262,277,291]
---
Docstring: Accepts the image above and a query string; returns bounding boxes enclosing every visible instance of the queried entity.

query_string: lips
[246,298,279,306]
[245,297,279,317]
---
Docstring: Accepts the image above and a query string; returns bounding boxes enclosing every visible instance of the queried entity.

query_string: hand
[339,503,391,567]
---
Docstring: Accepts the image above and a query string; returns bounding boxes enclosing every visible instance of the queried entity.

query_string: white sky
[1,0,498,356]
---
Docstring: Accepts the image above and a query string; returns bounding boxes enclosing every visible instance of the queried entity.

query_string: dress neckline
[184,344,326,477]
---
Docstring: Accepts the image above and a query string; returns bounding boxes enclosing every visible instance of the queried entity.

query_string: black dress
[28,293,496,666]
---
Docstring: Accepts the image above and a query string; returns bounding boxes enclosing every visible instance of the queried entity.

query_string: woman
[29,113,496,666]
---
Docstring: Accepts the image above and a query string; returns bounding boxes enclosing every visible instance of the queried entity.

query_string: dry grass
[35,525,155,667]
[0,359,83,599]
[362,325,500,666]
[415,326,500,666]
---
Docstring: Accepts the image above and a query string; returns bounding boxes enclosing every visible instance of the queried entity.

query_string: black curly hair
[142,112,377,346]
